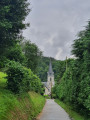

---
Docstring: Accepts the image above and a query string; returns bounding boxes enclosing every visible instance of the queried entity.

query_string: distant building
[42,59,55,95]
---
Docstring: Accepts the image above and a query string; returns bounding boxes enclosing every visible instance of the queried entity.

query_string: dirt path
[37,99,71,120]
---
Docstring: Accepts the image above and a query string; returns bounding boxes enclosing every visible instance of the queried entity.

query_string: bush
[30,74,44,94]
[0,57,10,69]
[6,61,43,94]
[6,61,30,93]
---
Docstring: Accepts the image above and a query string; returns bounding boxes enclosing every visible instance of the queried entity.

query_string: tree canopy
[0,0,30,56]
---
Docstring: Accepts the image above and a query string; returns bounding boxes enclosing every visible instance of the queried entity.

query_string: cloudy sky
[23,0,90,60]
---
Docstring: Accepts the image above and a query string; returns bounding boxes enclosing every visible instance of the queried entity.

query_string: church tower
[47,59,55,94]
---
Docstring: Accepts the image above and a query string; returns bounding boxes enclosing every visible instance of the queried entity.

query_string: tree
[23,41,42,73]
[54,21,90,118]
[6,44,26,65]
[0,0,30,56]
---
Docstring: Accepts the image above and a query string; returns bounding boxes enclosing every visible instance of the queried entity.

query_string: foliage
[6,44,26,65]
[0,72,7,88]
[44,95,51,99]
[37,56,66,82]
[6,61,43,94]
[28,92,45,118]
[23,41,42,73]
[30,74,44,95]
[0,57,10,69]
[54,21,90,118]
[0,0,30,56]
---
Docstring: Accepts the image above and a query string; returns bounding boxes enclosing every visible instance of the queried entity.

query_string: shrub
[30,74,43,93]
[6,61,43,94]
[6,61,31,93]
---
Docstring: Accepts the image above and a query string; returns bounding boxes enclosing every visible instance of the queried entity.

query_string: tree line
[53,22,90,118]
[0,0,44,94]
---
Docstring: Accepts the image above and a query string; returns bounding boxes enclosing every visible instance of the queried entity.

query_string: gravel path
[37,99,71,120]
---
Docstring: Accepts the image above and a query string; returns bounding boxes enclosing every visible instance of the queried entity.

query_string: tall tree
[0,0,30,56]
[23,41,42,73]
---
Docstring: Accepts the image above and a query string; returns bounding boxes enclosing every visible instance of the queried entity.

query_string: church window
[50,78,52,81]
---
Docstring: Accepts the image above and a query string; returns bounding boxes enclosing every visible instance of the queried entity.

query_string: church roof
[42,82,49,90]
[48,59,54,75]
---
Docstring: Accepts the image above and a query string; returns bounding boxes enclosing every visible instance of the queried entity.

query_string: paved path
[37,99,71,120]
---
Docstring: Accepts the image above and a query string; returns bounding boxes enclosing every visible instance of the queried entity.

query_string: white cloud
[23,0,90,60]
[55,48,63,60]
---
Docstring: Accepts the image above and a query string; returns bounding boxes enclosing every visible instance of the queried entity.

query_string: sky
[23,0,90,60]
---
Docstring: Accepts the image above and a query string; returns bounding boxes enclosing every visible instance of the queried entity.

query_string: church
[42,59,55,95]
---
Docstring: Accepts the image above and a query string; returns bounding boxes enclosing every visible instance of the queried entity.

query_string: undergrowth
[0,72,45,120]
[0,72,7,88]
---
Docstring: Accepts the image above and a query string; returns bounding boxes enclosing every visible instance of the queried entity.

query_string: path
[37,99,71,120]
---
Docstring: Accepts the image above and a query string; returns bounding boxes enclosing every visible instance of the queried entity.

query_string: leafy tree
[0,0,30,56]
[23,41,42,73]
[6,44,26,65]
[54,21,90,117]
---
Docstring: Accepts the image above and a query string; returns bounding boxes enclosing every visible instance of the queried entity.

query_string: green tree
[72,21,90,115]
[23,41,42,73]
[6,44,26,65]
[54,21,90,118]
[0,0,30,56]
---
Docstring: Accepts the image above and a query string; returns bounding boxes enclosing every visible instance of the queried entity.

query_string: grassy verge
[0,72,45,120]
[55,99,86,120]
[0,72,7,88]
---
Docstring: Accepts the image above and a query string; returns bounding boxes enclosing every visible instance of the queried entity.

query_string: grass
[29,92,45,118]
[0,72,7,88]
[55,99,88,120]
[0,72,45,120]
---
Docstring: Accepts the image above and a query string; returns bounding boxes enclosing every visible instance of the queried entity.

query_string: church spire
[48,58,54,75]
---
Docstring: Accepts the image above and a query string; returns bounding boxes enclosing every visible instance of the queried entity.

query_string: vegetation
[37,56,66,82]
[0,91,45,120]
[6,61,43,94]
[0,0,30,57]
[0,72,45,120]
[0,0,44,95]
[23,41,42,73]
[0,1,45,120]
[0,72,7,88]
[54,21,90,119]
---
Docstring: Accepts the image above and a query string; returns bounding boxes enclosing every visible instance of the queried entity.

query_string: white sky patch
[46,34,57,46]
[55,48,63,60]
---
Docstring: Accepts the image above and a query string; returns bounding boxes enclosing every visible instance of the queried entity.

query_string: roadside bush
[6,61,30,93]
[0,57,10,69]
[6,61,43,94]
[30,74,44,93]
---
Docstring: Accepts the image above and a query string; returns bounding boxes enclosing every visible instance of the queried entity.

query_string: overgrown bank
[0,1,45,120]
[0,72,45,120]
[0,90,45,120]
